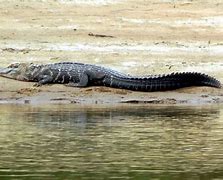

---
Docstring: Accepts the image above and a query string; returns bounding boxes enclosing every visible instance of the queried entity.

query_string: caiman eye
[7,63,20,68]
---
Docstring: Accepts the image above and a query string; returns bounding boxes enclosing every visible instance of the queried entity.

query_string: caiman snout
[0,67,13,74]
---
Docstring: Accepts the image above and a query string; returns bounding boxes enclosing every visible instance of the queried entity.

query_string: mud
[0,0,222,105]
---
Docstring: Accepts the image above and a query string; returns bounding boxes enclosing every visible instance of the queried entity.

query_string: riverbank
[0,0,222,105]
[0,76,222,105]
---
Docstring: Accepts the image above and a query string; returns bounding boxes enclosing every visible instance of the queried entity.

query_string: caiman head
[0,63,40,81]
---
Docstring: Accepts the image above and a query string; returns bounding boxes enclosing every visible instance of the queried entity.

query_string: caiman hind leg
[66,72,89,87]
[66,70,105,87]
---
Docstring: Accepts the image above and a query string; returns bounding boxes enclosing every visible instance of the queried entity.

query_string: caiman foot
[33,83,42,87]
[33,82,53,87]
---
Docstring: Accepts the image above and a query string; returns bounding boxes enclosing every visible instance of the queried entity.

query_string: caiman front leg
[66,70,105,87]
[34,75,54,86]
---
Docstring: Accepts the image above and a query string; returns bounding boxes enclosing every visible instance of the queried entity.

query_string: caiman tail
[106,72,221,92]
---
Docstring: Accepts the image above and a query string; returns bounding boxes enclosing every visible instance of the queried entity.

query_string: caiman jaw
[0,63,33,81]
[0,64,21,80]
[0,63,22,76]
[0,67,13,75]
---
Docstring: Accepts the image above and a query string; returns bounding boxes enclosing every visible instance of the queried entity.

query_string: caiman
[0,62,221,91]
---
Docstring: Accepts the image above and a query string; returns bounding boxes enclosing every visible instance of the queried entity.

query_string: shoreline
[0,78,222,105]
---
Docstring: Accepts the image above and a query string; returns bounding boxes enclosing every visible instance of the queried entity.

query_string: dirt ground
[0,0,222,105]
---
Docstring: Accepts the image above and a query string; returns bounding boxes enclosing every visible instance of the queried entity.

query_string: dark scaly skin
[0,62,221,91]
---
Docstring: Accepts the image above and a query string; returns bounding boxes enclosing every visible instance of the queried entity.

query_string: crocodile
[0,62,221,91]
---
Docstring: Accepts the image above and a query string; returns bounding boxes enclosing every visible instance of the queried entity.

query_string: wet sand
[0,0,222,105]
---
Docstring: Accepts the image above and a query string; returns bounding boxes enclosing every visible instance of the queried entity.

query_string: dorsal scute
[55,62,85,66]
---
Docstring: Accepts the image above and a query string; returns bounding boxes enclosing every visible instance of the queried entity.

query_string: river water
[0,104,223,179]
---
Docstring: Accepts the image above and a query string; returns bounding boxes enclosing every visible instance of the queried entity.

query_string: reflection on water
[0,104,223,179]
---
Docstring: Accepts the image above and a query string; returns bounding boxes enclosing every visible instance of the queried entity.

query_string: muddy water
[0,104,223,179]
